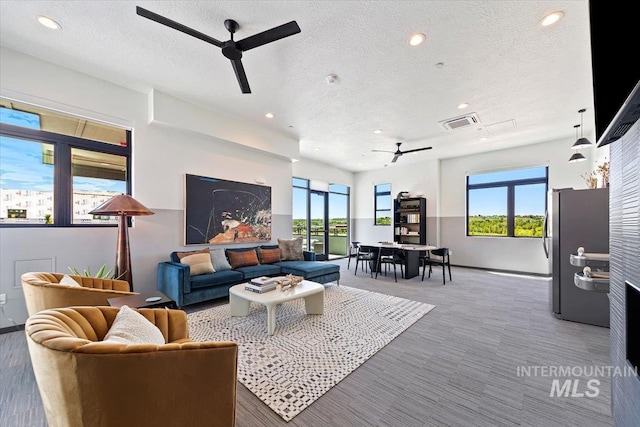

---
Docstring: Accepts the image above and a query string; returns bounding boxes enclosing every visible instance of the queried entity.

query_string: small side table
[107,291,178,309]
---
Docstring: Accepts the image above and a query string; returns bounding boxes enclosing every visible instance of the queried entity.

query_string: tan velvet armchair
[26,306,238,427]
[21,272,136,316]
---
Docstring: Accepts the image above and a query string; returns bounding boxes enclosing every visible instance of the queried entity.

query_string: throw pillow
[103,305,165,345]
[278,237,304,261]
[259,247,281,264]
[226,249,260,269]
[176,247,209,260]
[59,274,81,287]
[210,248,232,271]
[181,253,215,276]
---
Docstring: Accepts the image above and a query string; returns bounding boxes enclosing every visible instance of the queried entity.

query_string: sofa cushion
[278,237,304,261]
[190,270,244,290]
[259,247,281,264]
[226,248,260,269]
[235,264,282,280]
[210,248,232,271]
[275,260,340,279]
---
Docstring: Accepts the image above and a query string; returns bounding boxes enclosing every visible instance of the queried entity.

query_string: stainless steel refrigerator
[543,188,610,327]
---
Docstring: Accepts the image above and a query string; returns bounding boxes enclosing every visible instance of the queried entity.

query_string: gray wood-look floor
[1,260,613,427]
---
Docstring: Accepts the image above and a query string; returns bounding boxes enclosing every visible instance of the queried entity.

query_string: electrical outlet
[0,294,6,305]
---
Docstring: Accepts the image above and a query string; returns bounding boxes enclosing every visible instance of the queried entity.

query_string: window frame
[374,183,392,226]
[466,166,548,238]
[0,122,131,228]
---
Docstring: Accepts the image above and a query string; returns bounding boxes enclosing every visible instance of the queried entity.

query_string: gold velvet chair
[21,272,136,316]
[25,306,238,427]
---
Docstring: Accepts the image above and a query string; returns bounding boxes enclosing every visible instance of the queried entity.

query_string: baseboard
[0,323,24,335]
[451,264,551,278]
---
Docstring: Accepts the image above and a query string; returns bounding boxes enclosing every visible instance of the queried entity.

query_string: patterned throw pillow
[226,249,260,269]
[176,248,215,276]
[259,247,281,264]
[278,237,304,261]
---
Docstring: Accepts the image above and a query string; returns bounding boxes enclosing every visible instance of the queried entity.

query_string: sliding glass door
[292,179,350,259]
[310,191,327,256]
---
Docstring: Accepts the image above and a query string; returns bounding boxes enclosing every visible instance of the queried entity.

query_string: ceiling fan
[136,6,301,94]
[372,142,432,163]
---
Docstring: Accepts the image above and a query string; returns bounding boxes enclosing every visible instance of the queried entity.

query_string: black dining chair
[375,246,404,282]
[354,245,375,277]
[347,241,361,270]
[422,247,452,284]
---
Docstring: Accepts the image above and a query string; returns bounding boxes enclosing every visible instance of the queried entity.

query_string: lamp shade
[571,137,592,149]
[89,194,154,216]
[568,152,587,163]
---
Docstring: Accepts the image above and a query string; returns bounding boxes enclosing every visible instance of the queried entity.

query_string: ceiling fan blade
[236,21,301,51]
[371,149,394,153]
[136,6,223,48]
[391,153,401,163]
[401,147,433,154]
[231,59,251,93]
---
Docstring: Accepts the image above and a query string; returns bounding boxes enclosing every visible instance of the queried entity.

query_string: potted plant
[68,264,125,279]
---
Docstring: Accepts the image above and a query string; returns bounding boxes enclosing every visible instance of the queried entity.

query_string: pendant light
[568,123,586,163]
[571,108,592,149]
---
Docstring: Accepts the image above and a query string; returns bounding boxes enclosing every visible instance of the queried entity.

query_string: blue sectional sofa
[158,245,340,307]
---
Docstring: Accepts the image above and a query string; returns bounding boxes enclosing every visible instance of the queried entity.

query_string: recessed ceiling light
[458,103,469,109]
[409,33,426,46]
[540,11,564,27]
[314,148,321,151]
[373,129,383,134]
[265,112,274,119]
[37,15,61,30]
[480,137,489,141]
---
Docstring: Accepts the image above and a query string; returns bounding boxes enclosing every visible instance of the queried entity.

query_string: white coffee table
[229,280,324,335]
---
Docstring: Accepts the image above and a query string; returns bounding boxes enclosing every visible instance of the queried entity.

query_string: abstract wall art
[185,174,271,245]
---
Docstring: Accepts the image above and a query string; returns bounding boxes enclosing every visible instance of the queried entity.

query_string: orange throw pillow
[226,249,259,269]
[259,248,281,264]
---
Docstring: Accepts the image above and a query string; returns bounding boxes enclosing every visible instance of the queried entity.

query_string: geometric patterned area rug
[187,285,435,422]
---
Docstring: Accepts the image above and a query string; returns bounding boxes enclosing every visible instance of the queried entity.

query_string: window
[374,183,391,225]
[0,100,131,226]
[467,166,547,237]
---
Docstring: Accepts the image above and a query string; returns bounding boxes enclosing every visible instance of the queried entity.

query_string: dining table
[362,243,437,279]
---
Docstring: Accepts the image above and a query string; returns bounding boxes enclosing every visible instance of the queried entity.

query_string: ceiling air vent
[439,113,481,131]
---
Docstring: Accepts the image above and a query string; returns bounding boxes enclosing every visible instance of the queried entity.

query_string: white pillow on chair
[59,274,81,287]
[103,305,165,345]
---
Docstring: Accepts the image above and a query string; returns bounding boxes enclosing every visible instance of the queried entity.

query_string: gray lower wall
[609,121,640,426]
[440,216,549,274]
[353,216,437,246]
[0,211,292,327]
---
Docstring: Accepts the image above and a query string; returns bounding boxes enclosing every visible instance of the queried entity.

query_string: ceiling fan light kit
[136,6,301,94]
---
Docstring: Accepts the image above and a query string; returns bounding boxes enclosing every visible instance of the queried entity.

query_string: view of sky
[0,107,125,196]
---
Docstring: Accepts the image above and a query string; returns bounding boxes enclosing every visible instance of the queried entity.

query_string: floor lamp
[89,194,154,291]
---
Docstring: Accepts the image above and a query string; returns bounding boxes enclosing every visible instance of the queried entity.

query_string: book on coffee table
[245,283,277,293]
[250,276,283,286]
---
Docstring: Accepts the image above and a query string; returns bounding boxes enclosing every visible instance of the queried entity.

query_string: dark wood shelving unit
[393,197,426,245]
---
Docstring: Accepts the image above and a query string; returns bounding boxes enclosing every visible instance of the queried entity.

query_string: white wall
[353,160,439,245]
[0,47,294,327]
[439,138,602,274]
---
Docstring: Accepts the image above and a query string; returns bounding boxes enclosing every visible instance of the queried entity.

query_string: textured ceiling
[0,1,595,172]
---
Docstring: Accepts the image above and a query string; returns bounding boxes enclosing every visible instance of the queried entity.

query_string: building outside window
[467,166,548,237]
[374,183,392,225]
[0,99,131,226]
